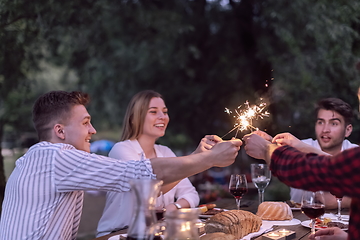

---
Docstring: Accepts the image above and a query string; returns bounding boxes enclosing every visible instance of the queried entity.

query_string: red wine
[230,187,247,199]
[301,204,325,219]
[155,209,165,221]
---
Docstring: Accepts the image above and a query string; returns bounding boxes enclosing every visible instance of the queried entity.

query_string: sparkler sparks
[222,99,270,139]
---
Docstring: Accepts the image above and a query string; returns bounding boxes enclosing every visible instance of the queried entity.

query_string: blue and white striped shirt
[0,141,155,240]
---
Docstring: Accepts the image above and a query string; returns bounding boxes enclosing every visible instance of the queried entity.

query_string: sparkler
[222,99,270,139]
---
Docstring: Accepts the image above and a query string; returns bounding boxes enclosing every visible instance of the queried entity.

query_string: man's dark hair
[32,91,90,141]
[315,98,354,125]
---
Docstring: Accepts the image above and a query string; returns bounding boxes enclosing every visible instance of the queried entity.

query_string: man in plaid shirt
[244,132,359,240]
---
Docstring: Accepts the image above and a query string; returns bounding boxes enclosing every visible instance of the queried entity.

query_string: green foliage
[0,0,359,143]
[0,0,360,156]
[0,0,359,219]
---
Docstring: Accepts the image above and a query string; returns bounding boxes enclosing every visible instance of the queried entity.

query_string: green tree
[0,2,38,213]
[256,0,360,140]
[1,0,360,213]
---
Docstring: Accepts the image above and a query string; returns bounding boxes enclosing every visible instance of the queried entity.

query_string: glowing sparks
[222,99,270,139]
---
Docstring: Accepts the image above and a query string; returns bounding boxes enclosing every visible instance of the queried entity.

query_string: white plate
[290,207,301,211]
[108,235,121,240]
[262,218,301,226]
[301,220,348,230]
[199,208,228,218]
[323,213,349,222]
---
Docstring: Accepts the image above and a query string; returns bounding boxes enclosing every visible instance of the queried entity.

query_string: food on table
[256,201,293,220]
[204,210,262,239]
[198,205,208,213]
[326,221,348,229]
[199,203,224,215]
[200,232,236,240]
[202,209,225,215]
[286,200,302,208]
[314,217,348,229]
[199,203,217,210]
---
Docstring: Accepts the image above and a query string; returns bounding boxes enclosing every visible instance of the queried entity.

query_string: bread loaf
[204,210,262,239]
[256,202,293,220]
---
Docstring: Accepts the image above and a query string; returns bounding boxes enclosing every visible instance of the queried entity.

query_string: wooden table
[92,198,349,240]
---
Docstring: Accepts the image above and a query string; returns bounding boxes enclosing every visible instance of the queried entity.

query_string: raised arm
[151,139,242,184]
[272,133,329,155]
[243,132,330,165]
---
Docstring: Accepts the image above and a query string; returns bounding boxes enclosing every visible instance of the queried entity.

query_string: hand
[209,139,242,167]
[308,227,348,240]
[192,135,223,154]
[272,132,303,147]
[164,203,177,212]
[243,133,272,160]
[272,132,328,155]
[252,130,273,141]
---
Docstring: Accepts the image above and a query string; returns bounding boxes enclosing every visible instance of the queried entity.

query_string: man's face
[315,109,352,154]
[63,105,96,152]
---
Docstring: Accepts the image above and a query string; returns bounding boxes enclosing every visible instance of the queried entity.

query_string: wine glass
[334,195,343,221]
[301,191,325,235]
[251,163,271,204]
[228,174,248,210]
[155,191,166,221]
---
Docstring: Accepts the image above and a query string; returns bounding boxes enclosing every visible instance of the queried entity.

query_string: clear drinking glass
[335,196,343,221]
[228,174,248,210]
[301,191,325,235]
[251,163,271,204]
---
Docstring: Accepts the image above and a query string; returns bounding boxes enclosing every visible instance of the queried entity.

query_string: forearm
[175,198,191,208]
[265,143,278,165]
[165,198,191,212]
[296,143,330,155]
[151,151,213,185]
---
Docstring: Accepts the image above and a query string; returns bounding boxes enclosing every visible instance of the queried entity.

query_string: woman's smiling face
[141,97,169,139]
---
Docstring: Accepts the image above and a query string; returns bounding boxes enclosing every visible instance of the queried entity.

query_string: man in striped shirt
[0,91,242,240]
[244,132,359,240]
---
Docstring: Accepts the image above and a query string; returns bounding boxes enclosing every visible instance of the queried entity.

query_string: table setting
[93,174,350,240]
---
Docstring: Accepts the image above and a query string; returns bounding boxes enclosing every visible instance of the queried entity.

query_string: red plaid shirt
[271,145,360,240]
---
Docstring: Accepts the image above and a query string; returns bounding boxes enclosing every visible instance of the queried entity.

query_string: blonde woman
[97,90,220,237]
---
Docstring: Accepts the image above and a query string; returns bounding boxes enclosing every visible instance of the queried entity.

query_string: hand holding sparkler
[222,99,270,139]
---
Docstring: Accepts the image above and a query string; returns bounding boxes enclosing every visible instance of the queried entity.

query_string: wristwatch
[174,203,182,209]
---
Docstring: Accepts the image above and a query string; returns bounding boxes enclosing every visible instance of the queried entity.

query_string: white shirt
[0,141,155,240]
[290,138,358,203]
[96,139,200,237]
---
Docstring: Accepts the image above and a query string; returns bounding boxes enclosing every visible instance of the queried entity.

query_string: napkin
[111,234,166,240]
[108,235,121,240]
[198,225,273,240]
[241,226,273,240]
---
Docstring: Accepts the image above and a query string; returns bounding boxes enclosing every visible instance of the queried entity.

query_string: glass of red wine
[301,191,325,235]
[229,174,248,210]
[155,191,166,221]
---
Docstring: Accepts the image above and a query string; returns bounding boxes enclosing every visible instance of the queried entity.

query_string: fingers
[201,135,222,150]
[252,130,273,141]
[308,228,347,240]
[230,139,243,147]
[273,138,288,146]
[272,132,296,143]
[204,135,222,143]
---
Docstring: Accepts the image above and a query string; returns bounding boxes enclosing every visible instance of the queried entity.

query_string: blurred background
[1,0,360,239]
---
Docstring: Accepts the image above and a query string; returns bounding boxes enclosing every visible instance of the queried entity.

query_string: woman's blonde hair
[121,90,163,141]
